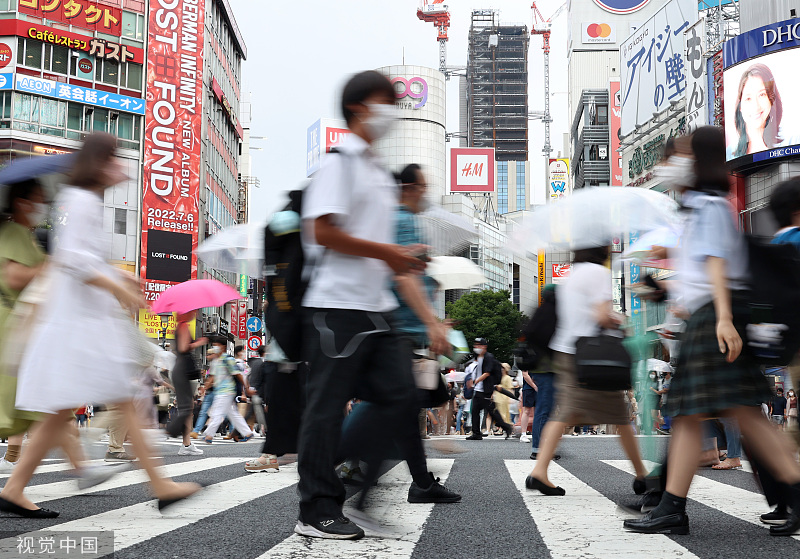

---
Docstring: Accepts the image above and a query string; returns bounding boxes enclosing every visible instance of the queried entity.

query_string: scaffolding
[466,10,529,162]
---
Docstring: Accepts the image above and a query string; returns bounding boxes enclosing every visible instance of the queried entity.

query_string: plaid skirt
[666,293,772,417]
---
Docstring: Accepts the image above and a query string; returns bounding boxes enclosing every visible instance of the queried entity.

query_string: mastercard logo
[586,23,613,38]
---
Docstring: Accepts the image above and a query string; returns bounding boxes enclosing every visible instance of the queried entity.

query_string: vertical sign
[548,159,570,201]
[684,18,707,132]
[537,251,546,306]
[609,80,622,186]
[629,231,641,315]
[237,300,248,339]
[239,274,248,297]
[141,0,205,303]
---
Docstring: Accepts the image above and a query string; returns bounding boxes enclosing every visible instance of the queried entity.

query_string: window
[516,164,525,211]
[0,91,10,127]
[0,0,15,11]
[119,62,142,91]
[122,11,145,41]
[21,39,42,69]
[96,59,120,86]
[92,108,109,133]
[497,161,508,214]
[114,208,127,234]
[596,105,609,126]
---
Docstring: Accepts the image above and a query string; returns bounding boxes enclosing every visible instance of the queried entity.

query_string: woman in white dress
[0,133,201,518]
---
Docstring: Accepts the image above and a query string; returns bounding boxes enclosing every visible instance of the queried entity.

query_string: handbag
[574,331,632,391]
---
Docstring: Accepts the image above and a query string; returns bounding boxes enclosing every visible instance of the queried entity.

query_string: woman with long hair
[0,133,201,518]
[524,245,648,496]
[732,63,782,158]
[625,126,800,536]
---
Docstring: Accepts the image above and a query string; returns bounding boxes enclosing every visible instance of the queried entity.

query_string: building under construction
[462,10,529,162]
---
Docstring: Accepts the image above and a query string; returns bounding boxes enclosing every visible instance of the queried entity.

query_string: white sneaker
[77,464,126,490]
[178,443,204,456]
[0,457,17,473]
[519,434,531,443]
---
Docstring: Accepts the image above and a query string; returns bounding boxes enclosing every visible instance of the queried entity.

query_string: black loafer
[465,434,482,440]
[529,452,561,461]
[0,496,59,518]
[157,484,204,512]
[525,476,566,496]
[770,513,800,536]
[623,512,689,534]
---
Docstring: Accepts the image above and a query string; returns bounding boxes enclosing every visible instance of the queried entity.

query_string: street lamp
[158,313,172,350]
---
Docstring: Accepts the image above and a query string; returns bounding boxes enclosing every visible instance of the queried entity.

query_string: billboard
[684,18,707,132]
[723,18,800,166]
[610,79,623,185]
[14,74,144,114]
[551,263,572,285]
[548,158,570,201]
[593,0,651,14]
[306,118,350,176]
[582,22,616,44]
[141,0,205,303]
[620,0,697,136]
[18,0,123,36]
[450,148,495,193]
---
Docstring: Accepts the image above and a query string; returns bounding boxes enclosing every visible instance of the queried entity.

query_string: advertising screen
[450,148,495,193]
[141,0,205,304]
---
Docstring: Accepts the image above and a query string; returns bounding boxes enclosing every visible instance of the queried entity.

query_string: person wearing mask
[624,126,800,537]
[201,337,254,444]
[466,338,514,440]
[295,72,459,541]
[525,246,648,496]
[1,133,201,518]
[787,389,798,430]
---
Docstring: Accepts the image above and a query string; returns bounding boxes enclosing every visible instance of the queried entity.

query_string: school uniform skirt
[552,352,630,425]
[666,293,772,418]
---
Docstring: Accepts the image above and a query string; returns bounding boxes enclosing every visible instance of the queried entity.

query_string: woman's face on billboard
[740,75,771,131]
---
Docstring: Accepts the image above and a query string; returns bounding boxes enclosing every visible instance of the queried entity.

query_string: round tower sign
[592,0,650,14]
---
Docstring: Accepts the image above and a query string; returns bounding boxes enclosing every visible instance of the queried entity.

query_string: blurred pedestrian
[518,370,536,444]
[466,338,514,440]
[167,311,206,456]
[624,126,800,536]
[201,336,254,444]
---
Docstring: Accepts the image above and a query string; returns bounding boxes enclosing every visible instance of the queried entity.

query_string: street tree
[445,289,525,364]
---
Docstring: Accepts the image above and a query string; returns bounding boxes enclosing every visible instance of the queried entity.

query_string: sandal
[712,459,742,470]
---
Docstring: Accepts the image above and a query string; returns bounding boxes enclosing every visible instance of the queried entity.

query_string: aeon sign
[392,77,428,109]
[592,0,650,14]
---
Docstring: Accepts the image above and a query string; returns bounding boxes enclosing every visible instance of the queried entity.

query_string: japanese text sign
[19,0,122,36]
[237,300,247,339]
[450,147,495,193]
[141,0,206,303]
[610,80,623,185]
[684,18,707,132]
[620,0,697,136]
[26,25,141,64]
[548,159,570,201]
[14,74,144,114]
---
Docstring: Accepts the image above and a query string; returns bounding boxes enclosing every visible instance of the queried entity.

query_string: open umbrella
[646,358,673,374]
[195,221,266,277]
[425,256,487,291]
[510,187,681,253]
[150,279,241,315]
[622,227,681,263]
[418,204,478,256]
[445,370,467,383]
[0,153,76,208]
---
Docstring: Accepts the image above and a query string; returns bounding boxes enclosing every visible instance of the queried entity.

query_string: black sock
[412,472,434,489]
[651,491,687,517]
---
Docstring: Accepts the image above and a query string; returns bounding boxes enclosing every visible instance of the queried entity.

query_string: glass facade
[516,164,525,211]
[497,161,508,214]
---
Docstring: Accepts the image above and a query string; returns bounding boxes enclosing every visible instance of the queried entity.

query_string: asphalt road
[1,433,799,558]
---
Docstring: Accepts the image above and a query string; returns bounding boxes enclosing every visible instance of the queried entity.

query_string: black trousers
[471,391,511,435]
[297,308,421,523]
[166,354,194,438]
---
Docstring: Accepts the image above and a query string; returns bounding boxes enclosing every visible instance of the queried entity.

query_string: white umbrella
[418,204,478,256]
[622,227,681,263]
[647,358,673,373]
[445,371,467,383]
[195,221,266,277]
[425,256,487,290]
[510,187,681,253]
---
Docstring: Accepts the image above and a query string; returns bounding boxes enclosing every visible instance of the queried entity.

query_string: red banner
[236,300,247,339]
[141,0,205,302]
[19,0,122,37]
[609,79,622,186]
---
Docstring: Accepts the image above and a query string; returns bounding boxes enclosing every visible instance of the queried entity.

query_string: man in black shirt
[770,388,788,427]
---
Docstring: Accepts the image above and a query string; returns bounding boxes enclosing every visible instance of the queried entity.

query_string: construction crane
[417,0,450,74]
[530,1,567,159]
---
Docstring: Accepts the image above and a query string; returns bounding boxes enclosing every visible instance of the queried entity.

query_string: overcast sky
[228,0,571,217]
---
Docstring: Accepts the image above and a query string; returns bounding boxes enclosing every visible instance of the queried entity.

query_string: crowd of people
[0,70,799,547]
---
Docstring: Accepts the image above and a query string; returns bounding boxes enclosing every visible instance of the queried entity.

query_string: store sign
[0,42,11,69]
[551,263,571,285]
[141,0,206,302]
[582,23,616,44]
[627,117,686,182]
[239,274,248,297]
[306,118,351,176]
[593,0,650,14]
[236,300,247,339]
[620,0,696,136]
[19,0,122,36]
[548,158,570,201]
[14,74,144,114]
[0,73,12,90]
[709,49,724,127]
[391,76,428,109]
[33,145,70,155]
[724,18,800,69]
[610,80,622,185]
[450,147,495,193]
[537,251,545,306]
[26,26,139,63]
[684,18,707,132]
[211,77,242,138]
[629,232,641,315]
[77,58,92,73]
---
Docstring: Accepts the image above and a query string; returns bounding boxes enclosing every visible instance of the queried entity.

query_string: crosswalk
[1,437,799,558]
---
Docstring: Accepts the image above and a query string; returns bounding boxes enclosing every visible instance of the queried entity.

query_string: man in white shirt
[295,70,439,541]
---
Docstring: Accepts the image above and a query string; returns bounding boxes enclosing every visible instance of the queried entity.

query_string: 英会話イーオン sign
[141,0,205,304]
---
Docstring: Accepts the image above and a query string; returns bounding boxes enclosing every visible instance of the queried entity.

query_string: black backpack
[745,235,800,365]
[264,189,306,362]
[514,287,558,370]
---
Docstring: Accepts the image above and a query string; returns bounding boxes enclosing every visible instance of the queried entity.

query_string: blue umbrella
[0,153,75,185]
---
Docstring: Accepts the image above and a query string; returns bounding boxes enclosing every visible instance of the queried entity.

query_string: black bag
[264,189,307,363]
[745,235,800,366]
[574,333,632,391]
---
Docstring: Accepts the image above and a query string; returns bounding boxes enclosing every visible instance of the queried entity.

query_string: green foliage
[445,289,525,363]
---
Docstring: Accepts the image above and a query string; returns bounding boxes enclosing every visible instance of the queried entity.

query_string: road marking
[506,459,702,558]
[603,460,800,540]
[258,459,454,558]
[0,463,301,556]
[0,458,111,480]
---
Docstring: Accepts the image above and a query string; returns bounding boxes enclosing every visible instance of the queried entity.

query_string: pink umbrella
[150,279,241,315]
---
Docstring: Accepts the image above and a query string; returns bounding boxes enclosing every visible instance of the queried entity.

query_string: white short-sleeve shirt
[302,134,399,313]
[549,262,613,355]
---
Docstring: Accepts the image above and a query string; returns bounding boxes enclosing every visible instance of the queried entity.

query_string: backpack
[462,362,478,400]
[745,234,800,365]
[514,286,558,370]
[264,190,306,363]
